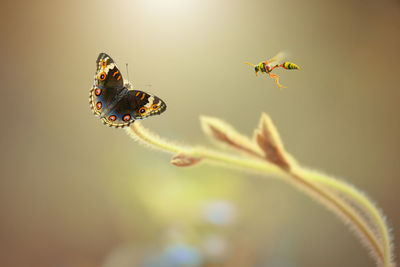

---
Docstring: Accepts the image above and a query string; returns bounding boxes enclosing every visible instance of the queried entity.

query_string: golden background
[1,0,399,266]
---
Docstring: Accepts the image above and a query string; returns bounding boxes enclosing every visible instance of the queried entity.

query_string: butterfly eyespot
[99,72,106,81]
[95,88,102,96]
[109,115,116,121]
[139,107,147,114]
[96,102,102,110]
[152,104,159,110]
[123,114,131,121]
[101,59,107,67]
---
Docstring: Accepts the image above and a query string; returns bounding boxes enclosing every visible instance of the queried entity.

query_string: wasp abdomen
[282,62,299,70]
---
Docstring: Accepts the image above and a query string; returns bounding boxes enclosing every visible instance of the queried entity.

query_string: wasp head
[254,65,260,74]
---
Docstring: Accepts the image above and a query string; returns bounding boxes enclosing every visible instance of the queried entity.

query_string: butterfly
[89,53,167,128]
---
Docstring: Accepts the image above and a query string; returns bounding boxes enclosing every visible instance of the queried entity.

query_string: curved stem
[127,121,394,267]
[295,167,392,266]
[127,122,285,176]
[127,121,189,154]
[290,170,384,263]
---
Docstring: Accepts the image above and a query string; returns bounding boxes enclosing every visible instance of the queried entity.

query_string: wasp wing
[266,51,287,67]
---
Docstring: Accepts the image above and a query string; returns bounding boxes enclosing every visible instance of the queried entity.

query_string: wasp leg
[269,73,286,89]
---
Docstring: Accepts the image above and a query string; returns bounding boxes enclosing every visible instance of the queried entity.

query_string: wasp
[245,52,300,89]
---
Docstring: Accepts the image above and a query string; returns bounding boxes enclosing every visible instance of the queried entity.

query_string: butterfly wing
[89,53,167,128]
[89,53,124,117]
[101,89,167,128]
[128,90,167,120]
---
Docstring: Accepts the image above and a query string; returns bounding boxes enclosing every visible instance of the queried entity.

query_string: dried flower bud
[200,116,263,158]
[254,113,291,171]
[171,153,202,167]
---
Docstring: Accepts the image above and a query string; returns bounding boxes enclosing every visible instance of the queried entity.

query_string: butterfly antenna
[125,63,130,81]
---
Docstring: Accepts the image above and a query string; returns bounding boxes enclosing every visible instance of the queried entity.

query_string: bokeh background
[1,0,399,266]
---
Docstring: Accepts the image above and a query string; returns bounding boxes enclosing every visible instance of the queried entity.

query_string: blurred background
[1,0,399,266]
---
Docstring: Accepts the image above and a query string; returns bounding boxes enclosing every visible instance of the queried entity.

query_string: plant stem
[127,121,393,267]
[290,169,384,264]
[295,167,392,266]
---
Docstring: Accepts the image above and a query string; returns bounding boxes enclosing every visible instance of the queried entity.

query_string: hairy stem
[127,121,394,267]
[127,122,284,176]
[295,167,392,265]
[289,169,384,263]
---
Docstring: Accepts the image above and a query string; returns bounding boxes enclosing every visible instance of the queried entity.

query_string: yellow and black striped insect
[245,52,300,89]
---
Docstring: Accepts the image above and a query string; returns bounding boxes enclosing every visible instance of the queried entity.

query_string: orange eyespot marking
[140,93,146,100]
[109,115,116,121]
[123,114,131,121]
[95,88,102,96]
[99,72,106,81]
[96,102,102,110]
[139,107,147,114]
[112,70,119,77]
[101,59,107,69]
[136,92,140,97]
[152,104,159,110]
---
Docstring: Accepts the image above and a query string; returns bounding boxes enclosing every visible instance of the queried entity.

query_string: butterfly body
[89,53,166,128]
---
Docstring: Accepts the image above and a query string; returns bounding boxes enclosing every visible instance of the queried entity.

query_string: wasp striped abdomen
[281,62,300,70]
[245,52,300,89]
